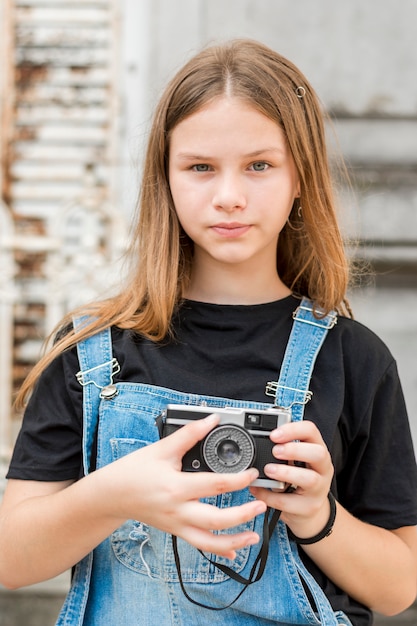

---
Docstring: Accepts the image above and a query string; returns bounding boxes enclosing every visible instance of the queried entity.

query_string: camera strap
[171,503,283,611]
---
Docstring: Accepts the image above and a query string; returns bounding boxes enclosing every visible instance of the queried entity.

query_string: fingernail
[204,413,219,424]
[254,502,266,515]
[246,534,260,546]
[273,444,285,457]
[272,427,285,441]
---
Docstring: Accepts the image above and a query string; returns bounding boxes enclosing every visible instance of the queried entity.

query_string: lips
[211,222,251,238]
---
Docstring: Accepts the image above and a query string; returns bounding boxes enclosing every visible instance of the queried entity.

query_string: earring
[286,201,303,231]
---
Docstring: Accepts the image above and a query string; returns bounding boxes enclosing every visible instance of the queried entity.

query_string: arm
[0,414,266,589]
[250,420,417,616]
[304,504,417,615]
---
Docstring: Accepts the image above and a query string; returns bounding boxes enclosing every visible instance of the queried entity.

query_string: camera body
[159,403,292,489]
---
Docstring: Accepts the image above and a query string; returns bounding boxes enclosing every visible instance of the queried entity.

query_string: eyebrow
[174,147,286,161]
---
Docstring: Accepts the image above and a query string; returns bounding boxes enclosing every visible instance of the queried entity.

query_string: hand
[97,413,267,559]
[250,420,334,540]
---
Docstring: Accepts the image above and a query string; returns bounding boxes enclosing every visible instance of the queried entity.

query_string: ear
[295,182,301,198]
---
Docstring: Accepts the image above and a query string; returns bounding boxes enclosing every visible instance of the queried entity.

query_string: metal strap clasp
[292,304,337,329]
[76,358,120,389]
[265,381,313,408]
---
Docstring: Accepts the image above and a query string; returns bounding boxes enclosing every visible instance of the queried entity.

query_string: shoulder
[336,313,389,346]
[325,313,395,378]
[310,312,402,442]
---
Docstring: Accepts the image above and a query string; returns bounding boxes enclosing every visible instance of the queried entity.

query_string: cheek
[169,176,193,207]
[170,180,206,227]
[171,198,197,237]
[171,190,191,223]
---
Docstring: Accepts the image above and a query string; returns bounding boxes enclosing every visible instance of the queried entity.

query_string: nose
[212,172,247,211]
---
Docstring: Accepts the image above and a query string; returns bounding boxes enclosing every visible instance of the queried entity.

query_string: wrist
[86,463,128,523]
[287,492,336,545]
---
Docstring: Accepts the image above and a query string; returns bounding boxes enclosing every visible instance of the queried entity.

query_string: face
[168,97,300,282]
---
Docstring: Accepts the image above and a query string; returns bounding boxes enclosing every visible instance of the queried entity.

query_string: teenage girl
[1,39,416,626]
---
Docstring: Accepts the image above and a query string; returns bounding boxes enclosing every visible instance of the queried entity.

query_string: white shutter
[0,0,126,464]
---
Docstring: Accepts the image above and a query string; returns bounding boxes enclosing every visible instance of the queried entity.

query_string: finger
[249,486,304,513]
[180,466,262,500]
[177,526,261,560]
[160,413,220,458]
[272,440,329,467]
[263,462,322,493]
[270,420,323,444]
[179,498,267,532]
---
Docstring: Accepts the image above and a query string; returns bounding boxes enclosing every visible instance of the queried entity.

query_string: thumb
[160,413,220,458]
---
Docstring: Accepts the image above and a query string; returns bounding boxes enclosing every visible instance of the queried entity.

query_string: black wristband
[287,492,336,545]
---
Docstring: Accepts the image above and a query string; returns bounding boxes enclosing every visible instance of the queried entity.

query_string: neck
[184,263,291,305]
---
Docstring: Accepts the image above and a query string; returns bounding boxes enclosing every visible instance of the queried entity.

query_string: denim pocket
[110,437,256,582]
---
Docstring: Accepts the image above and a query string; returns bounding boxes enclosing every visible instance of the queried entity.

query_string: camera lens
[202,425,255,473]
[217,440,241,465]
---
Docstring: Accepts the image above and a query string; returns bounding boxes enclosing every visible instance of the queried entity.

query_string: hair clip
[295,86,306,99]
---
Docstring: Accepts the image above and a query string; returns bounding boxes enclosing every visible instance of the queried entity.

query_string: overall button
[100,384,118,399]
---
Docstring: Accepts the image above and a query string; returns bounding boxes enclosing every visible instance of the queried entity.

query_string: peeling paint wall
[7,1,119,213]
[0,0,125,458]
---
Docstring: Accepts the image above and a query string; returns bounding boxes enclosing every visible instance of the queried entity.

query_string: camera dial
[202,424,256,473]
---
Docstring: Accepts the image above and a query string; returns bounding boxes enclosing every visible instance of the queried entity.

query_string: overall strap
[266,297,337,421]
[56,320,118,626]
[73,316,119,476]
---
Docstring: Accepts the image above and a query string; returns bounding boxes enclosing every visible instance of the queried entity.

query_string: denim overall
[56,298,352,626]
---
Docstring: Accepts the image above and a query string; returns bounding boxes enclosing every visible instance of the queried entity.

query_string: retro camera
[158,404,291,489]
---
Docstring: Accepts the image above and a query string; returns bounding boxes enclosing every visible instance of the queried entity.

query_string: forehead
[169,96,287,153]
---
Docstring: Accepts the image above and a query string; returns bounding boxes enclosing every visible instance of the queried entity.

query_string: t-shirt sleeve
[6,347,83,481]
[338,359,417,529]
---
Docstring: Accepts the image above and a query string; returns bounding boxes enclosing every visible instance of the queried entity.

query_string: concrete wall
[125,0,417,116]
[121,0,417,444]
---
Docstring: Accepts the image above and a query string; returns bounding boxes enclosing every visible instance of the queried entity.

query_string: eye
[250,161,269,172]
[192,164,211,172]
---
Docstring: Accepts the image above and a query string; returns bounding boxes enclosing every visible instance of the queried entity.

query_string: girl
[1,39,416,626]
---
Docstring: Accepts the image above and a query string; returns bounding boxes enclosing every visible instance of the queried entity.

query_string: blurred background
[0,0,416,624]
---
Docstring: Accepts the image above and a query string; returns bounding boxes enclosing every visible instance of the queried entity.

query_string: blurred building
[1,0,417,485]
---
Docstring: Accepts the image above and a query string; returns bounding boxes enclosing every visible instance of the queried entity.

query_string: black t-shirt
[7,295,417,625]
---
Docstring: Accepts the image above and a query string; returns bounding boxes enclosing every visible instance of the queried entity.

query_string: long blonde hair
[17,38,352,408]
